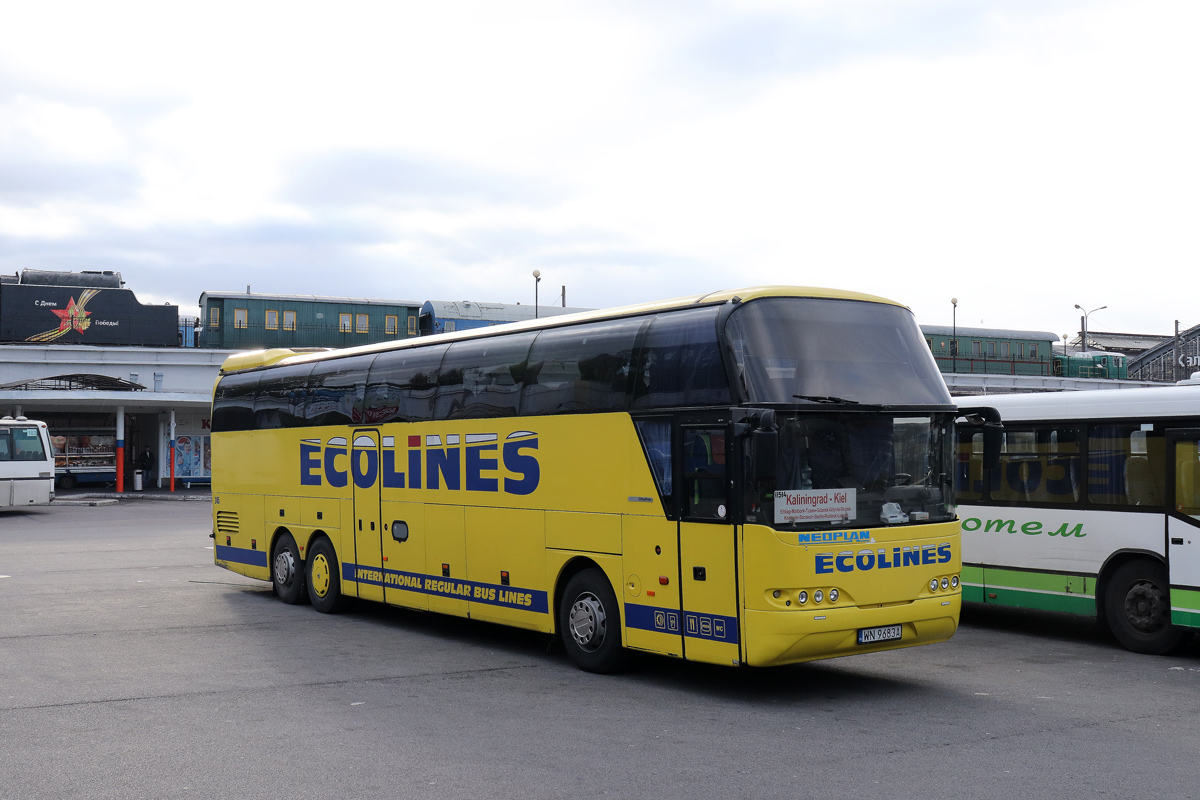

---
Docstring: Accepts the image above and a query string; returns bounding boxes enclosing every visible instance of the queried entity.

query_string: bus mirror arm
[957,406,1003,471]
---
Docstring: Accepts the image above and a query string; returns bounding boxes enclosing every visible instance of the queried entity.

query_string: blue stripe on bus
[215,545,268,568]
[625,603,740,645]
[343,562,549,614]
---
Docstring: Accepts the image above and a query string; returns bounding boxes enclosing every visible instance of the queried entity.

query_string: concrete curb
[54,493,211,503]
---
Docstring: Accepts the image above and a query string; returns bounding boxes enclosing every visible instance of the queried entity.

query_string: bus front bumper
[742,593,961,667]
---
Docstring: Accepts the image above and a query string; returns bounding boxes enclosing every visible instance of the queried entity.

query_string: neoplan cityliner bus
[0,416,55,508]
[956,385,1200,654]
[210,286,988,672]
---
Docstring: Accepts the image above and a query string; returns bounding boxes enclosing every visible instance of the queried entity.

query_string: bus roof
[218,285,908,375]
[956,384,1200,422]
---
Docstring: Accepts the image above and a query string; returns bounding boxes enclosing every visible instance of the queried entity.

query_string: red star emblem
[51,296,92,333]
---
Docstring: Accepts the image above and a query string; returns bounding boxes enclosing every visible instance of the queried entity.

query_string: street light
[950,297,958,373]
[533,270,542,319]
[1074,304,1106,353]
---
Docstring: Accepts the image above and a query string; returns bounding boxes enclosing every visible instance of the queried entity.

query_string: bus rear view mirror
[753,429,777,480]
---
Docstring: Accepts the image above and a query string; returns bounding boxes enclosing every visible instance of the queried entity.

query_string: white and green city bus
[955,385,1200,654]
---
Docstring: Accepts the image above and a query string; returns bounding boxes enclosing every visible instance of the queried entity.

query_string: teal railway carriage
[199,291,422,350]
[921,325,1059,376]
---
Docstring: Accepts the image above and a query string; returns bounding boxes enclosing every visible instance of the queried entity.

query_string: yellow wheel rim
[311,553,330,598]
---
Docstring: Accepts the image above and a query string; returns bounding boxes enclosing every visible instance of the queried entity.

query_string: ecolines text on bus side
[299,431,540,495]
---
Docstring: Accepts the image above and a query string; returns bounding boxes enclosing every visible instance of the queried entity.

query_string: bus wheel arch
[556,561,630,674]
[1098,554,1184,655]
[306,535,347,614]
[270,528,308,605]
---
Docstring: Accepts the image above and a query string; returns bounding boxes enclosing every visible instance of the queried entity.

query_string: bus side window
[523,317,643,416]
[1177,442,1200,519]
[211,371,261,433]
[1090,425,1164,507]
[633,307,731,409]
[0,430,10,461]
[635,419,672,501]
[365,344,446,424]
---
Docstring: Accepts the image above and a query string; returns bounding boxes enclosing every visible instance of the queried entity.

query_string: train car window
[209,307,220,327]
[234,308,248,329]
[436,333,537,419]
[339,314,352,333]
[305,354,377,426]
[265,310,279,330]
[523,318,643,415]
[364,344,447,424]
[386,315,398,335]
[356,314,369,334]
[283,310,296,331]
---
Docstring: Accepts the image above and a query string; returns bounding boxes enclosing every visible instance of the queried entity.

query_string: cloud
[284,150,562,212]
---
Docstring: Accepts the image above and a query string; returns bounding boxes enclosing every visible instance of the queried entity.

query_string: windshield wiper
[793,394,860,405]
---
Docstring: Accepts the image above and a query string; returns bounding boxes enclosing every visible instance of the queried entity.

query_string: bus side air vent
[215,511,240,535]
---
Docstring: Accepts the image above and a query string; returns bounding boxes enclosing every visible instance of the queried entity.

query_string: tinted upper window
[305,354,377,426]
[524,318,644,415]
[724,297,950,405]
[364,344,446,424]
[211,371,260,432]
[435,334,536,419]
[253,363,314,429]
[633,307,730,409]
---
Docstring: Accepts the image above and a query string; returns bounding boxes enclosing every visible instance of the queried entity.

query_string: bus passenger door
[1167,430,1200,627]
[678,426,742,666]
[351,430,384,603]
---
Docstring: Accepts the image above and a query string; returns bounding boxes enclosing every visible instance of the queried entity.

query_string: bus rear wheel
[559,568,629,674]
[306,538,346,614]
[1103,559,1184,655]
[272,533,307,605]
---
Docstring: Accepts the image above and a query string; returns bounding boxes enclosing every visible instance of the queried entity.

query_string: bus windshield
[724,297,951,406]
[751,412,956,529]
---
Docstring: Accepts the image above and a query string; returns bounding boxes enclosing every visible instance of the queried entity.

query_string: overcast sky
[1,0,1196,339]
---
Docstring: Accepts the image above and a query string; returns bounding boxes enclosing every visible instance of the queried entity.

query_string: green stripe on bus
[1171,588,1200,629]
[984,586,1096,615]
[960,566,1095,615]
[1171,609,1200,628]
[984,567,1093,596]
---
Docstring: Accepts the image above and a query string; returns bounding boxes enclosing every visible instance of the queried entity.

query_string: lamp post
[533,270,542,319]
[1074,304,1106,353]
[950,297,958,373]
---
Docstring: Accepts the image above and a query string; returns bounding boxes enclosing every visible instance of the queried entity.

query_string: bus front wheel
[272,533,307,605]
[559,569,629,674]
[306,538,346,614]
[1103,559,1184,655]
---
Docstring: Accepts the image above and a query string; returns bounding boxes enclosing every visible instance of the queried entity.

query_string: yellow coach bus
[210,286,980,672]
